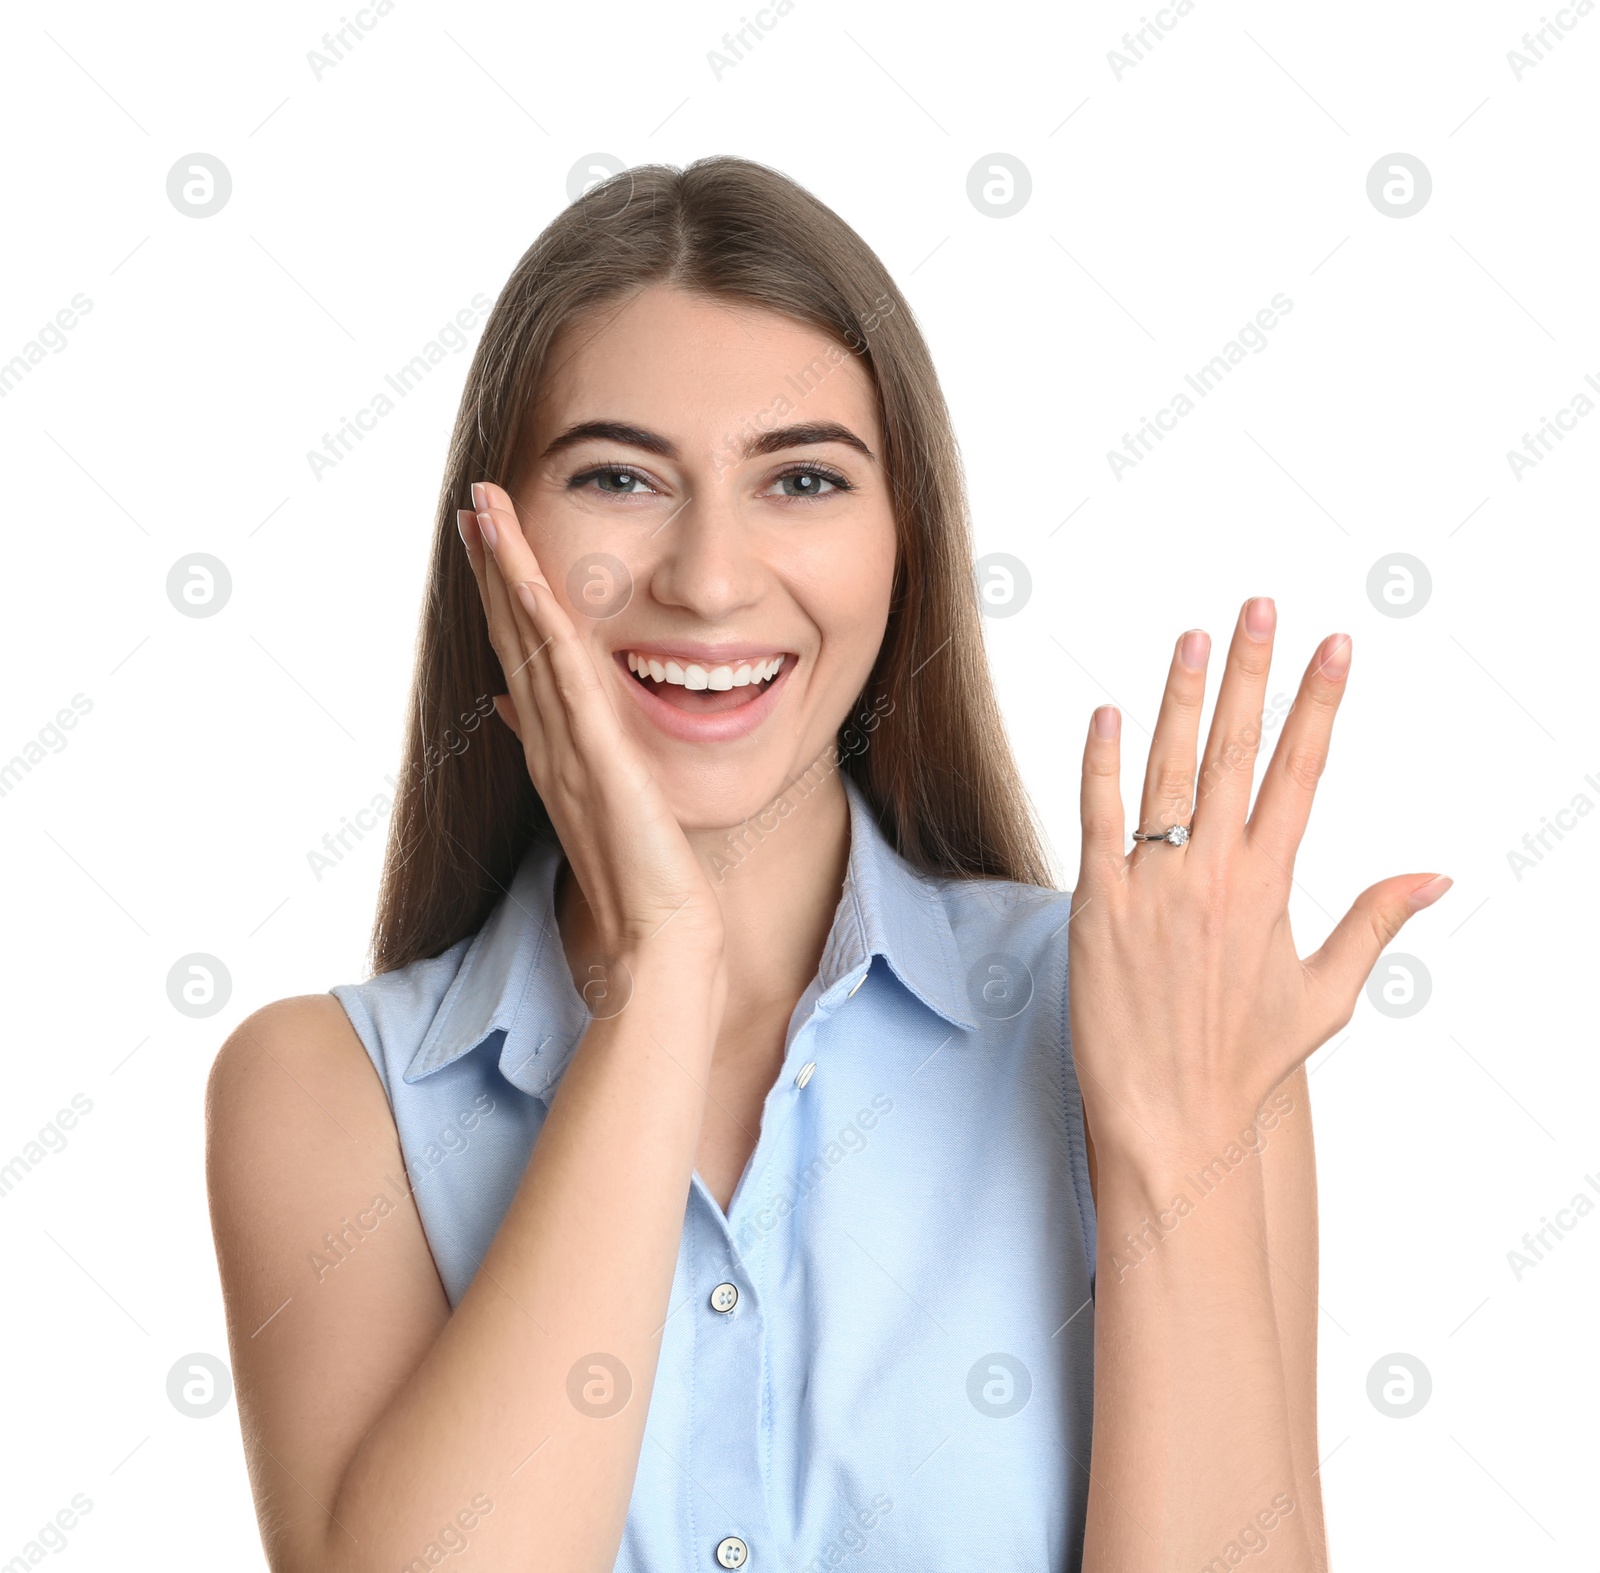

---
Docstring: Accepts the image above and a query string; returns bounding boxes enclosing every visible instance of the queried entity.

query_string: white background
[1,0,1593,1565]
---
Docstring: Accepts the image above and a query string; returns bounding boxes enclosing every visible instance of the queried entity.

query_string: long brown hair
[370,155,1049,975]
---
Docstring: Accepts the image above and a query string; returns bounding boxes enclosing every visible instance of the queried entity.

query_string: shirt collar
[403,772,979,1096]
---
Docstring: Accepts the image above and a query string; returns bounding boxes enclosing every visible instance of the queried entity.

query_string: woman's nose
[646,490,765,622]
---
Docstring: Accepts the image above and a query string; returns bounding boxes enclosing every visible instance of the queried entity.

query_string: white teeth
[627,653,786,688]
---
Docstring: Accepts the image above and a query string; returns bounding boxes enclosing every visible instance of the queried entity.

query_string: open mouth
[621,650,790,715]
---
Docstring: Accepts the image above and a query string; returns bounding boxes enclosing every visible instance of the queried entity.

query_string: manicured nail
[514,581,540,618]
[456,509,476,547]
[476,509,498,550]
[1321,633,1352,680]
[1179,629,1210,672]
[1407,875,1452,912]
[470,481,488,512]
[1244,596,1276,642]
[1093,704,1120,739]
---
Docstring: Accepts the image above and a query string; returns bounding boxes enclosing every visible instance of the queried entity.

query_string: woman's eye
[772,468,846,499]
[587,467,650,496]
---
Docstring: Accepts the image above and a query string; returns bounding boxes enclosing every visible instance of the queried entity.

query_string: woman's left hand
[1067,596,1451,1168]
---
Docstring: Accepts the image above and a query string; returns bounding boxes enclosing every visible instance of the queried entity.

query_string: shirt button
[715,1535,749,1567]
[794,1060,817,1089]
[709,1282,739,1314]
[846,972,867,997]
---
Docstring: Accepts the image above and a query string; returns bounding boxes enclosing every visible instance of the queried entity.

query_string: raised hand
[1067,596,1450,1161]
[460,480,725,962]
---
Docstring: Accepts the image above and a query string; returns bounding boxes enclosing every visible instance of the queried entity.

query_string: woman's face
[512,285,898,833]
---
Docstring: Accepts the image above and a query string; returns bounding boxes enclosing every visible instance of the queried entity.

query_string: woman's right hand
[459,479,726,966]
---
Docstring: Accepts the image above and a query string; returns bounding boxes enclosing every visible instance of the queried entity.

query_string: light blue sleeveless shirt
[331,777,1096,1571]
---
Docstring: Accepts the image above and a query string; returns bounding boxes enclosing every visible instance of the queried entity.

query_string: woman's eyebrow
[540,419,876,463]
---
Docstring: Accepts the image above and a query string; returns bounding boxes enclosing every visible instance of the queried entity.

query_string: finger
[463,500,564,771]
[1135,628,1210,843]
[491,692,522,743]
[1079,704,1126,889]
[1302,872,1452,1026]
[1245,632,1352,876]
[471,481,617,750]
[1191,596,1275,842]
[478,525,569,769]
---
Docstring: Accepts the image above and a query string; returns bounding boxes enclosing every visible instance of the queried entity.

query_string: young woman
[206,156,1450,1572]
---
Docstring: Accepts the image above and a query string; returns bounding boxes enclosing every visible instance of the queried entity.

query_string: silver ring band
[1131,824,1191,846]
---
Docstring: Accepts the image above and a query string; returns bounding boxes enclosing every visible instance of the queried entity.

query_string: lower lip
[614,655,795,744]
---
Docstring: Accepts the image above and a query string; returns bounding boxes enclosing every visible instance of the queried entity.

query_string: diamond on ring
[1132,823,1191,845]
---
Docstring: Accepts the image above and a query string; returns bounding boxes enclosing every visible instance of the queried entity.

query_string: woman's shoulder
[205,994,399,1194]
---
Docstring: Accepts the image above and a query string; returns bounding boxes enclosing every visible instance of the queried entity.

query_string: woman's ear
[492,693,523,741]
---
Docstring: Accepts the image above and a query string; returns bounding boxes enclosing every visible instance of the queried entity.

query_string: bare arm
[1257,1065,1327,1569]
[1081,1065,1324,1568]
[209,943,718,1572]
[1070,604,1449,1568]
[207,481,732,1571]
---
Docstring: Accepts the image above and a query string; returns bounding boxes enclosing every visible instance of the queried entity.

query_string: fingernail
[456,509,475,547]
[476,509,498,550]
[1093,704,1120,739]
[1244,596,1276,642]
[1179,629,1210,672]
[514,581,539,618]
[1407,875,1452,912]
[1321,633,1352,680]
[470,481,488,512]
